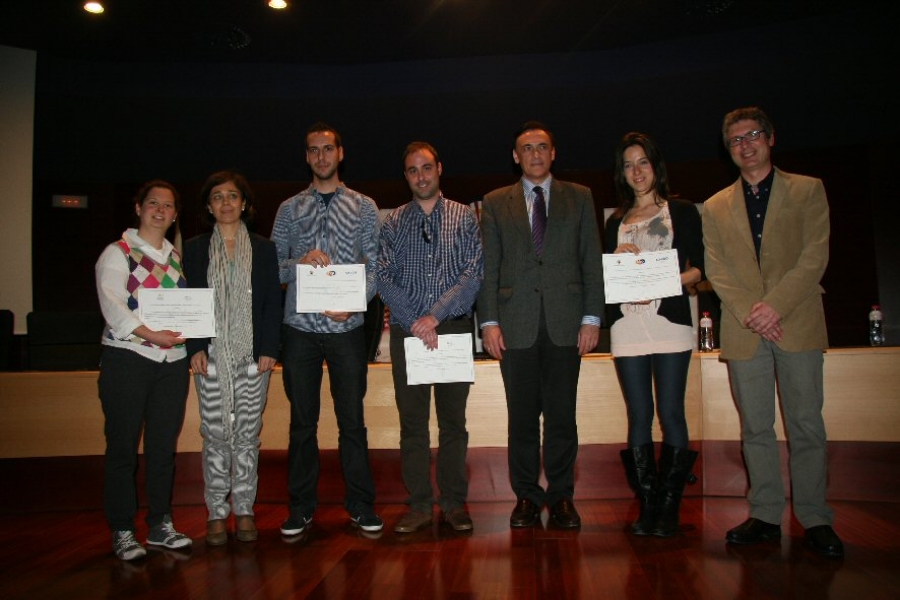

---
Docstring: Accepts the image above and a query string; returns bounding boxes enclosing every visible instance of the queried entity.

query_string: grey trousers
[195,350,271,520]
[727,339,834,528]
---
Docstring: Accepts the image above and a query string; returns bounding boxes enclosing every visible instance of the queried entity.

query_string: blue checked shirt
[271,184,380,333]
[376,195,484,332]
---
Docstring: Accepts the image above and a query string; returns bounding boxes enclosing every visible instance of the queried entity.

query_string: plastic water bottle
[699,311,715,352]
[869,305,885,346]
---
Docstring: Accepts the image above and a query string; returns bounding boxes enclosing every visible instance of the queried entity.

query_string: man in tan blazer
[702,106,842,558]
[477,121,604,529]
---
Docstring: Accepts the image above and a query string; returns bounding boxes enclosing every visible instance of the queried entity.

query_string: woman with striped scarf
[184,171,283,545]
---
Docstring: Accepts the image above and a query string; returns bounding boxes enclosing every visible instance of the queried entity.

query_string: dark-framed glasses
[727,130,765,147]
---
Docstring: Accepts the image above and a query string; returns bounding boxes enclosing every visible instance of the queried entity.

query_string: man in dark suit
[477,121,605,528]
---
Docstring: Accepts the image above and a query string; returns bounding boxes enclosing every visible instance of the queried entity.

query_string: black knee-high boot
[620,443,657,536]
[651,443,698,537]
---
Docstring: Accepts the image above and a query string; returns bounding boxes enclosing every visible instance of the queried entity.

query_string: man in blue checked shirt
[376,141,484,534]
[271,122,383,536]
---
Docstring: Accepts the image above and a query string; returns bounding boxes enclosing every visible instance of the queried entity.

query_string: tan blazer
[476,178,605,349]
[702,168,829,360]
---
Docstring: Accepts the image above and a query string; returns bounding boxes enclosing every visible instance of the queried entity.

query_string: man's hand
[300,249,332,267]
[411,315,440,350]
[577,324,600,355]
[323,311,352,322]
[744,302,783,342]
[482,324,505,360]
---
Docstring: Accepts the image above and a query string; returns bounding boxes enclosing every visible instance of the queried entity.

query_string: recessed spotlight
[84,2,105,14]
[268,0,288,9]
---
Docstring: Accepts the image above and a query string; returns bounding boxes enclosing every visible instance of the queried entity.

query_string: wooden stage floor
[1,498,898,599]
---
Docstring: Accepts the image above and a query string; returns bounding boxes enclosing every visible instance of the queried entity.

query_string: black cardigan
[603,198,704,328]
[182,232,283,362]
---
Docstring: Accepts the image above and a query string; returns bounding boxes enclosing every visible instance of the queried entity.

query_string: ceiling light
[268,0,288,9]
[83,2,105,14]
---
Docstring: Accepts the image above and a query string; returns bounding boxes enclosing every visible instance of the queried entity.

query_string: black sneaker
[280,515,312,536]
[146,515,192,549]
[350,511,384,532]
[113,530,146,561]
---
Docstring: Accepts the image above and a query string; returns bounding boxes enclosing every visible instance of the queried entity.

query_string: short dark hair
[306,122,342,148]
[134,179,180,212]
[402,141,441,167]
[721,106,774,146]
[612,132,671,217]
[513,120,555,149]
[199,170,256,227]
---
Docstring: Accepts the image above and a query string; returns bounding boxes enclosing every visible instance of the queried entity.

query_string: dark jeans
[281,325,376,517]
[500,315,581,506]
[97,346,189,532]
[613,350,692,448]
[389,318,472,513]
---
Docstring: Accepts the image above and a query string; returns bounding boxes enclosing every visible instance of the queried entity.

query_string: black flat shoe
[725,518,781,545]
[804,525,844,559]
[510,498,541,528]
[550,498,581,529]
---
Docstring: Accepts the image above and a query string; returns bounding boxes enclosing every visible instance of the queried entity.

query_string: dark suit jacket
[182,232,283,362]
[702,168,829,360]
[476,178,605,348]
[604,198,704,328]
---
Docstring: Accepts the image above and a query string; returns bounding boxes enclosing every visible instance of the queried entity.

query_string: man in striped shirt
[271,122,383,536]
[376,141,484,533]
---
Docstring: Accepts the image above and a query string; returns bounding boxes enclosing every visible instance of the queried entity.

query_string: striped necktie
[532,185,546,255]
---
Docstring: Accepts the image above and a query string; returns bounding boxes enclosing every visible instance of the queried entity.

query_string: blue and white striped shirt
[271,184,380,333]
[376,195,484,332]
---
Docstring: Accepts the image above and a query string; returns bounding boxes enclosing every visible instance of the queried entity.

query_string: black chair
[26,311,105,370]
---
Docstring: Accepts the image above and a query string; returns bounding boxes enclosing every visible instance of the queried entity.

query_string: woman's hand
[257,356,277,374]
[133,325,185,348]
[614,243,641,254]
[191,351,209,376]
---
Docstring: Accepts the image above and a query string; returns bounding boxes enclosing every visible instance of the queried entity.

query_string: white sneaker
[146,515,192,549]
[113,530,147,561]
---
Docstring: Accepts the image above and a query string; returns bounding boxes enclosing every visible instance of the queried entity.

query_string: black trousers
[98,346,189,532]
[500,314,581,506]
[281,325,377,517]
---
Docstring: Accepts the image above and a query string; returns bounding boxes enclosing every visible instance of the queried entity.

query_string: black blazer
[183,232,283,362]
[603,198,704,328]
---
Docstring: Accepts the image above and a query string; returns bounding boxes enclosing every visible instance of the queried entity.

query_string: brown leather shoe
[235,515,258,542]
[206,518,228,546]
[510,498,541,528]
[550,498,581,529]
[443,507,474,531]
[394,510,433,533]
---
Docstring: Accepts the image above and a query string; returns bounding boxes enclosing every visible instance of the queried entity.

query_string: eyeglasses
[726,130,765,147]
[421,220,432,243]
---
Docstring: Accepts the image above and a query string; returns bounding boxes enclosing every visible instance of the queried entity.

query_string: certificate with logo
[602,249,682,304]
[404,333,475,385]
[138,288,216,338]
[296,263,367,313]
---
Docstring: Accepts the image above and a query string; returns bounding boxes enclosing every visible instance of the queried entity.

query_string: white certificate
[602,249,682,304]
[296,264,367,313]
[404,333,475,385]
[138,288,216,338]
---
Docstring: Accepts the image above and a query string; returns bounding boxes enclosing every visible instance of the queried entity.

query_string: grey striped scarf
[209,223,254,437]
